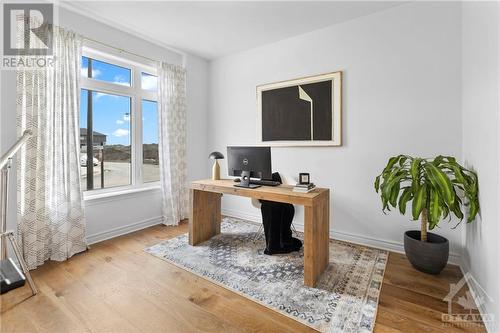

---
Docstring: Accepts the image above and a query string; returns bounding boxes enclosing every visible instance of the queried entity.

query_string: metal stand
[252,223,263,242]
[234,171,261,189]
[0,231,37,294]
[0,159,37,295]
[252,222,300,242]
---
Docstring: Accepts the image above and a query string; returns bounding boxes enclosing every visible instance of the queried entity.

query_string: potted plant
[375,155,479,274]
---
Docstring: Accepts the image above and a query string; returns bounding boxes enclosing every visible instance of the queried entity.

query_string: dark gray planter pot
[403,230,449,275]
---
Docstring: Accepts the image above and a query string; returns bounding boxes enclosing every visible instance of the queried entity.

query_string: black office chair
[251,172,298,241]
[253,172,302,255]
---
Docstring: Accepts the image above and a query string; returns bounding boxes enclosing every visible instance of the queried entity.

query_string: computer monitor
[227,146,272,187]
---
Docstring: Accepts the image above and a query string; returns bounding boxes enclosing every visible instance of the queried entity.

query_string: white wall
[462,2,500,331]
[208,2,464,259]
[0,7,209,243]
[186,53,210,182]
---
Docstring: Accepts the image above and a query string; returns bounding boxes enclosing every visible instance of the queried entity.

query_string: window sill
[83,184,161,204]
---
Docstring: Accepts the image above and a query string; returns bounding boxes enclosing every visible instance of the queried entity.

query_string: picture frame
[299,173,310,185]
[256,71,342,147]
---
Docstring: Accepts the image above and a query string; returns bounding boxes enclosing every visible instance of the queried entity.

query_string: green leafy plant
[375,155,479,241]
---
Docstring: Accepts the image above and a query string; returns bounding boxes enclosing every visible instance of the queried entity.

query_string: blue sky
[80,57,158,146]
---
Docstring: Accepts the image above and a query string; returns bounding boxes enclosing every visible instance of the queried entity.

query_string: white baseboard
[458,258,496,333]
[221,208,462,265]
[86,216,163,245]
[222,208,262,223]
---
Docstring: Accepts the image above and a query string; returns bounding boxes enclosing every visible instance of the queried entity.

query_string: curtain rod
[83,37,159,65]
[15,15,160,65]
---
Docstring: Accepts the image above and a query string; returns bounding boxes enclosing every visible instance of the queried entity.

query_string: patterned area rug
[145,217,388,332]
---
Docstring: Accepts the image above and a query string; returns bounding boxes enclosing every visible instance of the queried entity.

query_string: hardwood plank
[37,262,142,333]
[373,322,403,333]
[383,259,466,300]
[0,224,486,333]
[379,254,485,333]
[90,230,313,332]
[380,283,481,316]
[375,307,450,333]
[3,280,89,333]
[64,243,241,332]
[378,287,484,333]
[0,304,40,333]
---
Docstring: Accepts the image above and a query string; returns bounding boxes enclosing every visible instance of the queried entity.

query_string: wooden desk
[189,179,330,287]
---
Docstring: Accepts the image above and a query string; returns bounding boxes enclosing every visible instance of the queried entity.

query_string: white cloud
[141,74,158,91]
[116,119,124,125]
[94,92,111,100]
[113,75,130,86]
[94,92,122,101]
[112,128,130,137]
[81,67,101,78]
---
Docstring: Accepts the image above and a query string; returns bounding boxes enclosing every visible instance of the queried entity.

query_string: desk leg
[189,189,221,245]
[304,191,330,287]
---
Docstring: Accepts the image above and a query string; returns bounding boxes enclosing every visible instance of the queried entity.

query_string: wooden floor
[1,222,486,333]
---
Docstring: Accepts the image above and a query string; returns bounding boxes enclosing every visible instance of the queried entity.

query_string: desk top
[190,179,329,206]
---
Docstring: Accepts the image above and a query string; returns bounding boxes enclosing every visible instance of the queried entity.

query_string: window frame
[81,44,159,196]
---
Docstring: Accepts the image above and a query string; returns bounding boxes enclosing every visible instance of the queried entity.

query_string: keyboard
[249,179,281,187]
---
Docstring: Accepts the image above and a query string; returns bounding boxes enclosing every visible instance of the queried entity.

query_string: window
[141,72,158,91]
[82,56,131,86]
[80,47,158,193]
[142,100,160,183]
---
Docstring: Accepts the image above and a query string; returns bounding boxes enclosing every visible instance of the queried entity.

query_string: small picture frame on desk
[299,173,310,185]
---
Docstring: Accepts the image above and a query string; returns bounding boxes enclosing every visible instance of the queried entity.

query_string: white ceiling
[66,1,403,60]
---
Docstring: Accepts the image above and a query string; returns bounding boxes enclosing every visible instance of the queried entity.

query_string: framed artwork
[256,71,342,146]
[299,173,310,184]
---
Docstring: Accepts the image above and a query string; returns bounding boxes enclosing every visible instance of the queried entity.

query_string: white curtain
[157,63,188,226]
[16,25,86,270]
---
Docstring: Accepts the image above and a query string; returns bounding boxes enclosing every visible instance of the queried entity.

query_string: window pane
[80,89,89,190]
[81,56,89,77]
[141,72,157,91]
[96,92,132,188]
[87,58,131,87]
[80,89,132,190]
[142,100,159,182]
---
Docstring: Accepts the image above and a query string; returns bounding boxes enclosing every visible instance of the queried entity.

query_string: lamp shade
[209,151,224,160]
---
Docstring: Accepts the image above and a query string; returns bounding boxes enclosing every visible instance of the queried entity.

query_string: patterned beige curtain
[16,25,86,270]
[157,63,188,226]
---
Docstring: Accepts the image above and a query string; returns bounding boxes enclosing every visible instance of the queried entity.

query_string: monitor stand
[234,171,261,189]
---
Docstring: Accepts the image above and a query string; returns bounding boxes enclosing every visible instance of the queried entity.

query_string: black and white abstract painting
[257,71,342,146]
